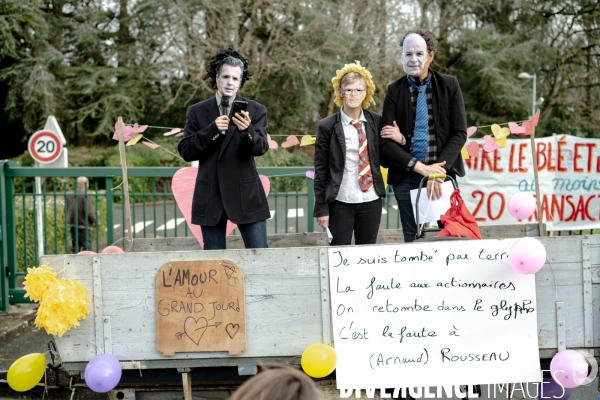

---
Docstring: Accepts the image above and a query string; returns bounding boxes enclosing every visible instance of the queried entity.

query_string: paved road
[0,325,108,399]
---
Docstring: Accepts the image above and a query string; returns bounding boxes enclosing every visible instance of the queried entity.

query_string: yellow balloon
[301,344,337,378]
[7,353,46,392]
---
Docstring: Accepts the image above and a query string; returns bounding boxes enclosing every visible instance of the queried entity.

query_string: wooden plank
[556,302,566,351]
[41,248,324,363]
[131,224,544,252]
[155,259,246,356]
[582,238,594,347]
[92,256,104,355]
[182,372,192,400]
[39,234,597,371]
[318,248,332,345]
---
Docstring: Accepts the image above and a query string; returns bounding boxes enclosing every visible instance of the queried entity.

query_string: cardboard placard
[156,259,246,356]
[329,239,541,390]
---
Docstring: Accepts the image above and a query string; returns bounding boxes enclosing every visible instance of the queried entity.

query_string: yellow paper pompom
[35,278,91,336]
[23,265,57,302]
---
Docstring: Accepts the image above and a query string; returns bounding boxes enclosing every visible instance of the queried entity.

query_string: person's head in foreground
[228,365,322,400]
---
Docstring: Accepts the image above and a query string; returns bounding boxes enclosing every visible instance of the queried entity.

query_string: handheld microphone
[219,96,230,135]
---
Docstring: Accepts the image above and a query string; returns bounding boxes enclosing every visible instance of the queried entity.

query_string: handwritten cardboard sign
[329,239,541,389]
[156,259,246,356]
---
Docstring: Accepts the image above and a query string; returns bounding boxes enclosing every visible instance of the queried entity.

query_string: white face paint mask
[401,34,433,79]
[216,64,242,98]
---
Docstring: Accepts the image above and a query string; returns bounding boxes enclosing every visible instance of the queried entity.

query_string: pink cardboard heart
[466,126,477,138]
[172,167,271,248]
[482,135,500,153]
[267,134,278,149]
[508,122,526,135]
[466,141,480,158]
[521,120,534,136]
[281,135,300,148]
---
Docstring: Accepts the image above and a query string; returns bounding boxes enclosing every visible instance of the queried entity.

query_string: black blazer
[313,109,386,217]
[380,69,467,186]
[178,94,271,226]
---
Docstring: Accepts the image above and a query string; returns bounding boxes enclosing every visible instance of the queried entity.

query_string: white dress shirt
[335,108,379,203]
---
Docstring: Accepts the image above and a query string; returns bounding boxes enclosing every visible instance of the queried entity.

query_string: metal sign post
[27,116,68,262]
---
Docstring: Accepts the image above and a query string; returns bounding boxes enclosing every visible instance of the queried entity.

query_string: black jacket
[313,109,386,217]
[178,94,271,226]
[380,69,467,186]
[67,189,96,229]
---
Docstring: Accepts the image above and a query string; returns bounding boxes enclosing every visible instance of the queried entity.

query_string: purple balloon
[305,170,315,180]
[509,237,546,274]
[84,354,122,393]
[508,192,536,220]
[538,377,573,399]
[550,350,589,389]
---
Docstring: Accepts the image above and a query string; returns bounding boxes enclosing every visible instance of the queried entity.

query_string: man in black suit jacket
[178,47,270,250]
[380,28,467,242]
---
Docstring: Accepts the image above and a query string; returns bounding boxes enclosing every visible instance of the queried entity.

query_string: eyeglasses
[343,89,365,96]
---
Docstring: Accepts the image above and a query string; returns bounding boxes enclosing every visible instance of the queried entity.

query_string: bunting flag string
[115,110,540,155]
[462,109,540,159]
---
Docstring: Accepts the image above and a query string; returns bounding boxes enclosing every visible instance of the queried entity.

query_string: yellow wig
[331,61,376,109]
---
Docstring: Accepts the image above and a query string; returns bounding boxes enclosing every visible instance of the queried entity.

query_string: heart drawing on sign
[172,168,271,248]
[177,317,222,345]
[183,316,209,345]
[225,323,240,339]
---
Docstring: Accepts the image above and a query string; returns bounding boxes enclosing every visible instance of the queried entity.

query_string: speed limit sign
[28,130,64,164]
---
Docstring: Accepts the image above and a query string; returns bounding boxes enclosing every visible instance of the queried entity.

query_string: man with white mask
[379,28,467,242]
[178,46,270,250]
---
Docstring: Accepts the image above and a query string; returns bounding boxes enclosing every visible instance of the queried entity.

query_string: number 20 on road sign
[28,130,63,164]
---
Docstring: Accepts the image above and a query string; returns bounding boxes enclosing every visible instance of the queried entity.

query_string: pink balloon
[84,354,122,393]
[550,350,589,389]
[77,250,96,255]
[508,237,546,274]
[508,192,536,220]
[101,246,124,254]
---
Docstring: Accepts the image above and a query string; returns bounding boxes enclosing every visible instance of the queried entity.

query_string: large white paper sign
[329,239,541,390]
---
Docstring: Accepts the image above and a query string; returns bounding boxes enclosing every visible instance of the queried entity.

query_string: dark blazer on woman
[178,94,271,226]
[313,109,386,218]
[379,69,467,186]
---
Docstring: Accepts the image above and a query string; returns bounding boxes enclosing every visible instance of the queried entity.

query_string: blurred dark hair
[401,28,438,53]
[206,46,251,89]
[228,365,322,400]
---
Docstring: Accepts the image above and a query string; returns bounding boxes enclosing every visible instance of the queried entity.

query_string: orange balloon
[101,246,124,254]
[77,250,96,255]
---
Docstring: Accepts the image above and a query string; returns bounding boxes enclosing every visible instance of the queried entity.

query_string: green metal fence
[2,161,593,312]
[0,162,404,312]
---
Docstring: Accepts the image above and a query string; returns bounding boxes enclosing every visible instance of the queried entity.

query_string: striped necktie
[350,120,373,192]
[407,76,431,161]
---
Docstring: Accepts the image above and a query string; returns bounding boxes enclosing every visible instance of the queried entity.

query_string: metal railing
[0,162,405,311]
[1,161,594,312]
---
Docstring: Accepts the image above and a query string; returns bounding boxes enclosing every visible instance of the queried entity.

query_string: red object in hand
[436,189,482,240]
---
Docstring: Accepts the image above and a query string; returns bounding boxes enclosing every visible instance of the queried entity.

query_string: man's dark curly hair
[205,46,251,90]
[401,28,438,53]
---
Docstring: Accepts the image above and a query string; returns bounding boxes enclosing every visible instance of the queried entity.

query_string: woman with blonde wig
[313,61,386,245]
